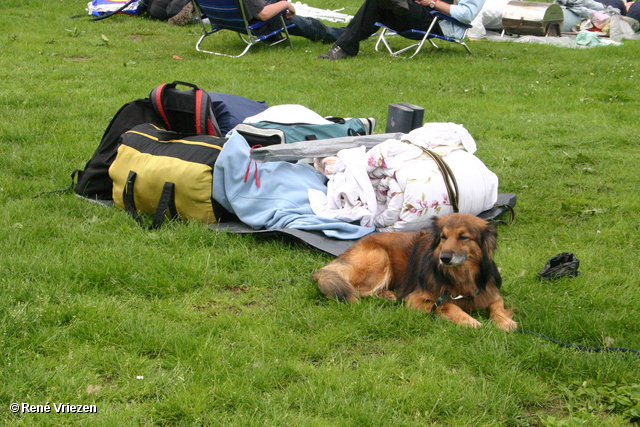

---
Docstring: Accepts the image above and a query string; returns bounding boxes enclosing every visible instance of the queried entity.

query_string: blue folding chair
[191,0,294,57]
[375,11,472,57]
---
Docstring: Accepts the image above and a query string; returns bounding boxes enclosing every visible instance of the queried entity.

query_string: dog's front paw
[461,317,483,329]
[377,290,397,301]
[496,318,518,332]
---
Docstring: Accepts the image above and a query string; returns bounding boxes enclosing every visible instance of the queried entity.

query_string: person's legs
[628,1,640,21]
[379,1,439,33]
[329,0,385,56]
[167,1,194,25]
[258,0,345,43]
[148,0,171,20]
[319,0,437,58]
[287,16,346,43]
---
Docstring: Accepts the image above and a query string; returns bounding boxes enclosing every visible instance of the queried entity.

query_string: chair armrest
[429,10,472,29]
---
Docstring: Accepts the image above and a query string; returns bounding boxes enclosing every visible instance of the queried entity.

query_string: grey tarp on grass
[209,193,517,257]
[77,189,516,257]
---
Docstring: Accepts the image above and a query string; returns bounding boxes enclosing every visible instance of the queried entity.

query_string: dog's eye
[440,234,447,240]
[458,235,470,241]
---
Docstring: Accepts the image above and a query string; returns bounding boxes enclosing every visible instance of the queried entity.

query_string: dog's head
[397,213,501,300]
[429,213,498,268]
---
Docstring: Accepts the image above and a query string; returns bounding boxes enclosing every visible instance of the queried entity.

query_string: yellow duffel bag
[109,123,231,228]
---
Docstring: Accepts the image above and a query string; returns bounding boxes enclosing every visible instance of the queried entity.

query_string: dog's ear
[396,219,442,300]
[476,221,501,290]
[429,216,443,251]
[480,221,498,254]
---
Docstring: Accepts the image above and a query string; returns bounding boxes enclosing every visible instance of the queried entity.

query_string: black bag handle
[153,182,179,229]
[123,171,144,226]
[149,82,175,131]
[123,171,179,229]
[168,80,198,90]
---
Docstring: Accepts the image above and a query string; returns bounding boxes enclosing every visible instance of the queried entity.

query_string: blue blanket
[212,130,376,240]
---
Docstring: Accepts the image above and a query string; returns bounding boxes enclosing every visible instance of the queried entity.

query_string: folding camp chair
[374,11,472,58]
[191,0,294,57]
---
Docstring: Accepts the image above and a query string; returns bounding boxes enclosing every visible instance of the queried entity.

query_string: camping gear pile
[73,82,515,253]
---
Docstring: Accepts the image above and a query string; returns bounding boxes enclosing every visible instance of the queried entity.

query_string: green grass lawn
[1,0,640,425]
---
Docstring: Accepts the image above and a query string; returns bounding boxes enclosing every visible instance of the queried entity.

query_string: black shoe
[538,253,580,280]
[318,45,353,60]
[375,0,410,15]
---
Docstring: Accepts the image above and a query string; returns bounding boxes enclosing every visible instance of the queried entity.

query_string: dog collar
[430,289,479,313]
[430,290,451,313]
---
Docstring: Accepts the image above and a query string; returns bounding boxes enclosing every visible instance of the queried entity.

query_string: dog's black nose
[440,252,453,265]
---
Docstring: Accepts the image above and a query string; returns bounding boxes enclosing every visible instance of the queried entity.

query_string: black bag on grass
[73,81,222,200]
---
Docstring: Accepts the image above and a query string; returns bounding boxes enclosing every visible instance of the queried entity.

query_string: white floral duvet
[309,123,499,232]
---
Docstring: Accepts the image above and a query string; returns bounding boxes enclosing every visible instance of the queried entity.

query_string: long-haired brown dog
[313,213,517,331]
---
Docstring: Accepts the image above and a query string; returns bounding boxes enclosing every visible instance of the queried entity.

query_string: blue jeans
[258,0,346,43]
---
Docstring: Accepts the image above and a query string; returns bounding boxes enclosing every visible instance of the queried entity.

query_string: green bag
[234,118,374,146]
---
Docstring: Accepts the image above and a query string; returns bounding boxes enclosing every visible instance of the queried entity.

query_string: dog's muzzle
[439,252,467,266]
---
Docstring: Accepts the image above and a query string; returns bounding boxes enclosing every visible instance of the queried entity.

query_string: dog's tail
[312,263,357,303]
